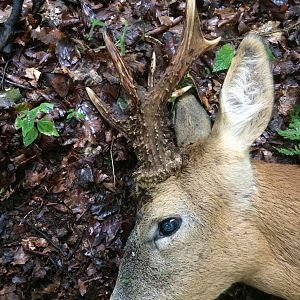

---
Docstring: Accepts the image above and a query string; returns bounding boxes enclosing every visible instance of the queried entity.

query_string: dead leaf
[13,247,31,265]
[78,279,87,296]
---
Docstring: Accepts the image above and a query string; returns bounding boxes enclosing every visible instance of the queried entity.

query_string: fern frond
[274,144,300,156]
[275,105,300,156]
[277,128,300,141]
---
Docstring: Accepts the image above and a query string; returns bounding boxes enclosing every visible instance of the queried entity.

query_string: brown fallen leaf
[13,246,31,265]
[78,279,88,296]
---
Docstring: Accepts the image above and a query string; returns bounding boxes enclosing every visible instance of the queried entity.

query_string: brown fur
[110,33,300,300]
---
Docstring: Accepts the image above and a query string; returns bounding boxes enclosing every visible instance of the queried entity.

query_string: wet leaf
[117,98,128,111]
[38,103,54,113]
[0,88,22,106]
[20,116,35,137]
[37,119,59,137]
[23,126,38,147]
[212,44,235,73]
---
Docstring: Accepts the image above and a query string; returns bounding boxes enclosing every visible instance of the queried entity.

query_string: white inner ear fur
[213,33,274,150]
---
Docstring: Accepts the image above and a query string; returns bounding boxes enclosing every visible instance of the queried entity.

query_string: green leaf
[66,110,75,119]
[37,119,59,137]
[76,112,85,120]
[212,44,235,73]
[66,109,85,120]
[275,105,300,156]
[277,105,300,141]
[0,88,22,104]
[176,75,193,89]
[117,98,128,111]
[274,145,300,156]
[23,126,38,147]
[15,102,31,112]
[116,20,128,56]
[15,116,24,130]
[37,102,54,113]
[27,107,39,119]
[267,47,275,61]
[277,128,300,141]
[21,116,35,137]
[6,88,22,102]
[91,18,106,27]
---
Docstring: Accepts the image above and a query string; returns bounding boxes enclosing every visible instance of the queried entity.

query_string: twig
[76,203,92,223]
[110,137,116,187]
[146,16,183,37]
[1,60,11,90]
[23,247,50,257]
[22,220,65,256]
[67,229,85,260]
[0,74,33,90]
[83,276,102,283]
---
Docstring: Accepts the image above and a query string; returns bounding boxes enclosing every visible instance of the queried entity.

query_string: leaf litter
[0,0,299,299]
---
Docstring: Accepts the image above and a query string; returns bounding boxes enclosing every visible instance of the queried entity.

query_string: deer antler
[87,0,220,188]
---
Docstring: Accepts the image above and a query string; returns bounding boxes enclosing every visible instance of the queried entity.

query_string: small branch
[83,276,102,283]
[58,18,81,29]
[0,74,33,90]
[1,60,11,90]
[110,137,116,188]
[146,16,183,37]
[67,229,85,260]
[22,220,65,256]
[23,247,50,257]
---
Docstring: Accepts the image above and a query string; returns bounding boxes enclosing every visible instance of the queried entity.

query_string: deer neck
[247,160,300,299]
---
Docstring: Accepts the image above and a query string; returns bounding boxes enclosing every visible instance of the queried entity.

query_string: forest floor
[0,0,299,299]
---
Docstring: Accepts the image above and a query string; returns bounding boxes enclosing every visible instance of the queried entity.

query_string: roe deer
[87,0,300,299]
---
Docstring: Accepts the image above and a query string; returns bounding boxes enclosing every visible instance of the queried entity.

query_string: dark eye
[158,217,182,237]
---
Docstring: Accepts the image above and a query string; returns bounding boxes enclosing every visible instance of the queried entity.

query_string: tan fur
[110,33,300,300]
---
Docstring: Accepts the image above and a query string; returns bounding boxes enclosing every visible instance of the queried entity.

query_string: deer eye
[158,217,182,237]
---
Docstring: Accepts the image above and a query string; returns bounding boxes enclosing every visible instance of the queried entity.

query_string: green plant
[66,109,85,120]
[212,43,235,73]
[87,18,106,40]
[267,47,275,60]
[15,102,59,147]
[116,20,128,56]
[275,105,300,156]
[0,87,22,103]
[212,42,275,73]
[117,97,128,112]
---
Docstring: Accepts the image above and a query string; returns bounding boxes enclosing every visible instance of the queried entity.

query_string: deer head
[87,0,300,299]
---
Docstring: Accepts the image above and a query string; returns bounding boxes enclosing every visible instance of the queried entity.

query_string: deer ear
[174,94,212,147]
[212,33,274,151]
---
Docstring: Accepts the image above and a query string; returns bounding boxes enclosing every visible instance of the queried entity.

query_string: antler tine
[86,87,131,138]
[145,0,220,105]
[103,32,139,107]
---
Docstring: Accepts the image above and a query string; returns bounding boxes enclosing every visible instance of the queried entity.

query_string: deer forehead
[138,160,255,226]
[140,178,191,216]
